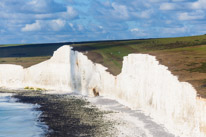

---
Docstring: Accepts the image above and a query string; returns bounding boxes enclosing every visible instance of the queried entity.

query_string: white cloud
[69,23,84,31]
[21,20,41,31]
[22,19,67,32]
[160,3,176,10]
[23,0,66,13]
[178,12,204,21]
[134,10,152,19]
[130,28,139,32]
[111,3,129,20]
[129,28,149,37]
[50,19,66,31]
[1,0,206,44]
[191,0,206,9]
[149,0,167,2]
[172,0,185,2]
[165,20,172,24]
[62,6,78,19]
[163,26,187,34]
[32,6,78,20]
[69,23,74,28]
[34,14,53,19]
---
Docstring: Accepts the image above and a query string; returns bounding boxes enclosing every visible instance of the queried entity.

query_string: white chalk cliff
[0,45,206,137]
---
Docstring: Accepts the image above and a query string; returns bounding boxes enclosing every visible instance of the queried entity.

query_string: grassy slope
[1,35,206,97]
[73,35,206,74]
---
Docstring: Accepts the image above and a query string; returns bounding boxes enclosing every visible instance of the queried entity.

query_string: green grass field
[1,34,206,97]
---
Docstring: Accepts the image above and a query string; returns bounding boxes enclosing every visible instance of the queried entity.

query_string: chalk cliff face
[0,65,24,88]
[0,45,206,137]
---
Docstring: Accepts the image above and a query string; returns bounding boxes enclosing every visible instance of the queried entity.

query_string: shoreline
[0,89,178,137]
[0,90,114,137]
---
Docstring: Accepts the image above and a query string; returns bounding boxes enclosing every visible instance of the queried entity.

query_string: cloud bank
[0,0,206,44]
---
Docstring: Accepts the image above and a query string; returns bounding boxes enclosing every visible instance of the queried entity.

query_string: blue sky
[0,0,206,44]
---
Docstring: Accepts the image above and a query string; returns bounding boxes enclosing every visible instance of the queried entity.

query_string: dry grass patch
[0,56,50,68]
[148,45,206,98]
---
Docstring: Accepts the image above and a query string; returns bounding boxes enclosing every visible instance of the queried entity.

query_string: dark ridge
[0,40,136,58]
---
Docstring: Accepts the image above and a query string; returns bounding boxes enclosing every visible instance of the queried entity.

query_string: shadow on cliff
[69,49,97,96]
[70,50,82,93]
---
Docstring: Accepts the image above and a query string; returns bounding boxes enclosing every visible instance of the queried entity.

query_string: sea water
[0,93,47,137]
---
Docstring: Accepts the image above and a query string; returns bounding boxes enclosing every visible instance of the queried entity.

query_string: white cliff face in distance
[0,45,206,137]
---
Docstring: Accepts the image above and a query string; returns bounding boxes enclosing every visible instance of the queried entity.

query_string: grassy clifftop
[1,35,206,97]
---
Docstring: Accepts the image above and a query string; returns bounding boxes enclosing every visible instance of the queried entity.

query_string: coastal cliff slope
[0,45,206,137]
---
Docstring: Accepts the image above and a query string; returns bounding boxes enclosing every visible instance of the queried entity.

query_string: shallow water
[0,93,47,137]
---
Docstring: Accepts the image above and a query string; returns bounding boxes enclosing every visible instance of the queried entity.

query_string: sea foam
[0,93,46,137]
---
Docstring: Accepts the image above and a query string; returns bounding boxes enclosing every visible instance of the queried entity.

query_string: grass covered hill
[1,35,206,97]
